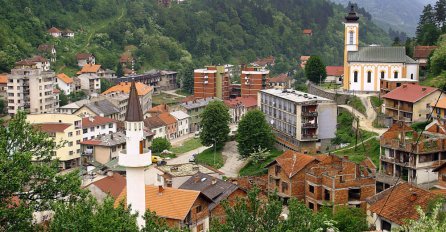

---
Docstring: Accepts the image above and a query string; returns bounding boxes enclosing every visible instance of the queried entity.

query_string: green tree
[392,37,401,46]
[180,63,194,94]
[236,110,274,158]
[393,201,446,232]
[0,112,82,231]
[59,89,69,107]
[430,35,446,75]
[329,206,367,232]
[69,91,87,102]
[200,101,230,149]
[0,97,5,115]
[151,137,172,153]
[100,78,115,93]
[305,56,327,84]
[116,63,124,77]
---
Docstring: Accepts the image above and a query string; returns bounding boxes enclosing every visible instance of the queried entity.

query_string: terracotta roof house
[303,29,313,36]
[382,84,441,124]
[57,73,73,84]
[102,82,153,114]
[86,173,126,201]
[115,185,212,231]
[224,96,257,123]
[145,104,169,118]
[144,115,167,139]
[74,99,121,120]
[413,46,437,67]
[55,73,74,95]
[325,66,344,84]
[251,56,275,68]
[268,73,292,89]
[179,172,247,223]
[81,116,118,141]
[79,64,102,74]
[158,112,178,140]
[300,56,310,69]
[366,183,438,231]
[34,123,71,133]
[37,43,56,62]
[48,27,61,37]
[76,53,95,67]
[0,74,7,100]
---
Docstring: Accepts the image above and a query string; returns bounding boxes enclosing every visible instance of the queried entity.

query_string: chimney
[409,190,417,202]
[212,178,217,185]
[158,185,164,194]
[194,175,200,183]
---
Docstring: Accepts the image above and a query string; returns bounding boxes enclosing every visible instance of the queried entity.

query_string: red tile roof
[224,96,257,108]
[56,73,73,84]
[80,140,102,145]
[326,66,344,76]
[413,46,437,59]
[252,56,275,66]
[88,173,126,199]
[382,84,438,103]
[368,183,437,225]
[303,29,312,35]
[0,74,7,84]
[76,53,94,60]
[147,104,169,114]
[158,112,177,125]
[82,116,117,128]
[267,150,318,178]
[269,73,290,83]
[48,27,61,33]
[102,82,153,96]
[79,64,102,74]
[34,123,71,133]
[29,56,48,63]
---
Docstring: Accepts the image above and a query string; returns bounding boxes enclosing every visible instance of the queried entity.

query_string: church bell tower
[343,5,360,90]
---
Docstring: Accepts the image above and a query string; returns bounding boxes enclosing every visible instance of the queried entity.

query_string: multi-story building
[241,66,269,99]
[0,74,7,101]
[7,63,58,115]
[171,111,190,137]
[180,97,221,133]
[158,112,177,140]
[76,53,95,67]
[224,96,257,123]
[430,97,446,124]
[382,84,441,124]
[81,116,117,141]
[377,121,446,191]
[144,116,167,139]
[258,89,337,153]
[76,64,102,94]
[27,114,82,170]
[112,70,178,93]
[194,66,230,100]
[305,155,376,212]
[268,73,292,90]
[55,73,74,95]
[102,82,153,115]
[413,46,437,69]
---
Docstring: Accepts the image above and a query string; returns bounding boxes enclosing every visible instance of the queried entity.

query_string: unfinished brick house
[378,121,446,192]
[433,162,446,189]
[265,150,327,201]
[305,155,376,212]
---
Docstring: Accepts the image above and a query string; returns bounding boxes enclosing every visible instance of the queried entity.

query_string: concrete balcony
[302,111,318,117]
[302,123,318,128]
[118,149,151,167]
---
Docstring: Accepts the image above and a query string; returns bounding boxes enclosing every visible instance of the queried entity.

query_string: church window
[381,71,385,79]
[349,31,354,45]
[367,71,372,83]
[394,72,399,79]
[353,71,358,83]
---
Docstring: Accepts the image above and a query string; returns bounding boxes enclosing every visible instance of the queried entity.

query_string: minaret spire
[119,80,151,229]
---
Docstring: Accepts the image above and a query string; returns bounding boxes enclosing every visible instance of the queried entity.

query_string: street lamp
[212,138,217,166]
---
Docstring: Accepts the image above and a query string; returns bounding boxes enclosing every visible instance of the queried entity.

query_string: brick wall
[210,189,247,223]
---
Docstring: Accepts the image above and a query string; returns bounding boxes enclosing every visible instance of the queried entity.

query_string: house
[102,82,153,114]
[27,114,82,170]
[145,163,223,188]
[76,53,95,67]
[259,89,337,153]
[81,116,117,141]
[180,97,221,133]
[229,84,241,99]
[171,111,190,137]
[325,66,344,84]
[433,162,446,189]
[62,29,74,38]
[179,172,247,223]
[0,74,7,101]
[224,96,257,123]
[145,104,169,118]
[342,6,419,93]
[144,115,167,139]
[382,84,441,124]
[76,64,102,94]
[57,99,91,114]
[268,73,292,89]
[300,56,310,69]
[240,66,270,99]
[37,44,56,62]
[265,150,324,201]
[303,29,313,36]
[115,186,212,231]
[158,112,178,140]
[74,99,121,120]
[55,73,74,95]
[377,121,446,191]
[19,56,51,71]
[366,183,437,231]
[119,53,133,68]
[305,155,376,212]
[48,27,61,37]
[194,66,230,100]
[81,131,153,164]
[413,46,437,69]
[430,97,446,124]
[251,56,275,68]
[86,173,126,202]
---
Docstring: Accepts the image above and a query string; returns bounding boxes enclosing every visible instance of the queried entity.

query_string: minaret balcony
[118,149,152,167]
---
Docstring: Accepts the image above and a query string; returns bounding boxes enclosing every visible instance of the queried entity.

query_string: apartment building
[7,64,58,115]
[81,116,117,141]
[180,97,221,133]
[377,121,446,191]
[305,155,376,212]
[224,96,257,123]
[102,81,153,115]
[194,66,230,100]
[76,64,102,94]
[382,84,441,124]
[259,89,337,153]
[27,114,82,170]
[240,66,269,99]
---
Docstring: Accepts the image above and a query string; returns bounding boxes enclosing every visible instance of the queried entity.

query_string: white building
[170,111,190,137]
[56,73,74,95]
[76,53,95,67]
[76,64,102,94]
[82,116,117,141]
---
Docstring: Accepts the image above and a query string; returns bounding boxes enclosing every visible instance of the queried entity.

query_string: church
[342,6,419,93]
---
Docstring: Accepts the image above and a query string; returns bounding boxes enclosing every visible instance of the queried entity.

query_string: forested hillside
[0,0,391,75]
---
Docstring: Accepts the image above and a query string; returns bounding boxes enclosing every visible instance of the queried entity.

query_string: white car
[189,154,197,162]
[194,131,200,138]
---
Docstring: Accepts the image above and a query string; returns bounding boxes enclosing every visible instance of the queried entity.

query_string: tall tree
[328,206,368,232]
[435,0,446,29]
[58,89,69,107]
[305,56,327,84]
[236,110,274,158]
[151,137,171,153]
[0,112,82,231]
[100,78,115,93]
[180,63,195,94]
[116,63,124,77]
[200,101,230,149]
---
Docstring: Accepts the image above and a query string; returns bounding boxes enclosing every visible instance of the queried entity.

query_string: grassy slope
[170,138,202,154]
[196,147,224,169]
[239,149,283,177]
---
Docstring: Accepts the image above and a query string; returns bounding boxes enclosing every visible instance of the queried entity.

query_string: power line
[372,85,445,228]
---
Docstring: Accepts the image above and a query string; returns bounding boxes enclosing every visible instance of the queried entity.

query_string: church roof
[348,46,417,64]
[125,81,144,122]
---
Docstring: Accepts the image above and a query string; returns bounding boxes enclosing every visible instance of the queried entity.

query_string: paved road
[166,146,209,165]
[218,141,247,178]
[162,90,186,98]
[338,99,386,136]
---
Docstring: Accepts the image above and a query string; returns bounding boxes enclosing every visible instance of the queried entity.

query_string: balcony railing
[302,123,318,128]
[302,134,318,140]
[302,111,318,117]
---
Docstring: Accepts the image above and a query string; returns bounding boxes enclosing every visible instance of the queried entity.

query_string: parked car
[152,156,163,163]
[189,153,197,162]
[194,131,200,138]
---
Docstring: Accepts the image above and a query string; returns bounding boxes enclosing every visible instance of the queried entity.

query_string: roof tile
[382,84,438,103]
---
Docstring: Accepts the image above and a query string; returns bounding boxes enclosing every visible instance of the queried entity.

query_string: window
[69,151,74,155]
[381,71,385,79]
[353,71,358,83]
[367,71,372,83]
[394,71,399,79]
[282,181,289,193]
[68,142,73,147]
[90,127,95,132]
[101,125,106,129]
[196,205,202,213]
[340,176,345,183]
[68,132,73,137]
[83,129,88,134]
[411,73,414,79]
[349,31,354,45]
[109,123,113,128]
[309,185,314,193]
[309,202,314,210]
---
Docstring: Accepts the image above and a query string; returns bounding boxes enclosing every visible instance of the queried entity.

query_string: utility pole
[354,117,359,151]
